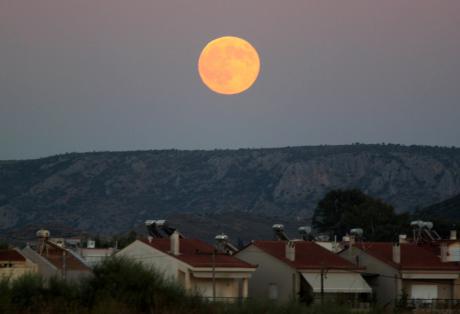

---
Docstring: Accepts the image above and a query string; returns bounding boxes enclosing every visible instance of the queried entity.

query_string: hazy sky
[1,0,459,160]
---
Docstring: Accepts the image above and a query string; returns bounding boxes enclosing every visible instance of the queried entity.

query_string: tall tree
[312,189,409,241]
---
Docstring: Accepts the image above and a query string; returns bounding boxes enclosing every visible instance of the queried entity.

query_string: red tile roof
[0,249,26,262]
[251,240,360,270]
[41,241,90,271]
[354,242,460,271]
[140,238,256,269]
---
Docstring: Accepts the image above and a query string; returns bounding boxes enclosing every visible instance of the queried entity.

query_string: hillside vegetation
[417,193,460,221]
[1,144,460,238]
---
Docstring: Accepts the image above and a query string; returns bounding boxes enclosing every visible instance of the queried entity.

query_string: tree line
[312,189,457,241]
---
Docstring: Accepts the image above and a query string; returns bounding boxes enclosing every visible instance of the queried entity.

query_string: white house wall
[117,240,250,300]
[339,247,401,307]
[191,277,239,300]
[117,240,185,281]
[0,256,37,281]
[21,247,90,281]
[21,246,60,280]
[235,244,299,302]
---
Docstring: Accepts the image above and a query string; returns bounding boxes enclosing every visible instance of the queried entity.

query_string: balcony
[404,299,460,311]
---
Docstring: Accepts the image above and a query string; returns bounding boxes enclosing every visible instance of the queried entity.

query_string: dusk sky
[1,0,459,160]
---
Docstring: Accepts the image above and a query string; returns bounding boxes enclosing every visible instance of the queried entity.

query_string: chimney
[440,242,449,262]
[170,231,180,256]
[450,230,457,241]
[392,243,401,264]
[285,241,295,261]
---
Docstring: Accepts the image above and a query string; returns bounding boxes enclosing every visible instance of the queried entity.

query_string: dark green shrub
[1,258,387,314]
[10,273,45,308]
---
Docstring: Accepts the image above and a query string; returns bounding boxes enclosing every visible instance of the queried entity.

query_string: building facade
[340,242,460,309]
[0,249,38,280]
[236,240,372,304]
[117,232,256,301]
[22,240,91,281]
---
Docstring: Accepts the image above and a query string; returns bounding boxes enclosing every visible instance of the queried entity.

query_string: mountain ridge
[1,144,460,237]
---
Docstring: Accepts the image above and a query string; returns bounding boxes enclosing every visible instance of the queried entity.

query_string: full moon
[198,36,260,95]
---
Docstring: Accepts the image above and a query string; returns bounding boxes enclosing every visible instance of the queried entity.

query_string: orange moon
[198,36,260,95]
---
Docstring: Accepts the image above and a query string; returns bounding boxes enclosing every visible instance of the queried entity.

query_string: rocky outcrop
[1,144,460,235]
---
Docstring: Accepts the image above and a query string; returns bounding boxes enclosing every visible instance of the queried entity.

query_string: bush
[10,273,45,308]
[1,258,386,314]
[0,276,13,313]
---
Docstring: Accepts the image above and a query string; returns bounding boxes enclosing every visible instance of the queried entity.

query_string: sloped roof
[0,249,26,262]
[251,240,360,270]
[139,238,256,269]
[41,241,90,271]
[354,242,460,271]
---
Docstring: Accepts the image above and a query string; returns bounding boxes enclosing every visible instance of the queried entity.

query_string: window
[449,246,460,262]
[0,263,13,268]
[177,270,186,287]
[268,283,279,300]
[410,285,438,303]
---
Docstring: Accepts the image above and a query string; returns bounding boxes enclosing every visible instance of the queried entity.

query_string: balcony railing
[200,296,247,303]
[405,299,460,310]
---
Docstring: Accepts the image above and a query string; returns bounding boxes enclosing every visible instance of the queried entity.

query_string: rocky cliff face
[1,144,460,236]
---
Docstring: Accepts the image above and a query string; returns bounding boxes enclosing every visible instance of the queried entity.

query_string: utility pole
[320,263,328,305]
[196,249,218,301]
[212,249,216,301]
[62,249,67,280]
[320,266,324,305]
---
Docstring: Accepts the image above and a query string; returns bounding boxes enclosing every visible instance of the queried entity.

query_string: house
[48,237,82,249]
[21,230,91,281]
[47,237,115,268]
[339,241,460,309]
[235,240,372,304]
[116,231,256,301]
[76,247,116,267]
[0,249,38,280]
[314,240,343,253]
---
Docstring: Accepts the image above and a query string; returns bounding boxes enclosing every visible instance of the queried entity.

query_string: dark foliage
[312,189,410,241]
[2,144,460,241]
[0,257,387,314]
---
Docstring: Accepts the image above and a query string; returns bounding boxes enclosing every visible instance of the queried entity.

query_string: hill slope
[1,144,460,236]
[418,193,460,221]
